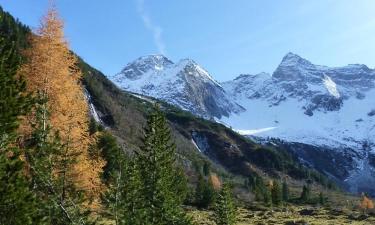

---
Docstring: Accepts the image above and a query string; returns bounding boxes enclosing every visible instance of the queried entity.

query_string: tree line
[0,5,237,225]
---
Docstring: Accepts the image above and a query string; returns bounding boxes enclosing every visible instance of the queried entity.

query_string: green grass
[189,205,375,225]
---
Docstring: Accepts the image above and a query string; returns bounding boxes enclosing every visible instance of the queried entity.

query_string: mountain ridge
[110,54,244,119]
[109,52,375,195]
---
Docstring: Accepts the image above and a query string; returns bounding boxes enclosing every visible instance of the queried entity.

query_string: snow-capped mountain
[110,55,244,119]
[109,52,375,195]
[222,52,375,194]
[222,52,375,149]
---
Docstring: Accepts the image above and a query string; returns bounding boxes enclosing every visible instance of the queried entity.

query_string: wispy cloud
[136,0,166,55]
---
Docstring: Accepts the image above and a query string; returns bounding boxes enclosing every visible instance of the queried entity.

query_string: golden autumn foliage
[209,173,221,191]
[20,6,104,199]
[360,196,374,210]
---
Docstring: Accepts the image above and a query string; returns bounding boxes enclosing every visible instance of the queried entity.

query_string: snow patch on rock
[323,74,340,98]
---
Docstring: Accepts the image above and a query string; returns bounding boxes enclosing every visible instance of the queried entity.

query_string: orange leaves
[360,196,374,210]
[20,6,104,199]
[209,173,222,191]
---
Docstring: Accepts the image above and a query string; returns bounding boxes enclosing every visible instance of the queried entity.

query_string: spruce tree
[99,131,143,225]
[97,132,123,184]
[282,180,289,202]
[195,174,215,208]
[300,185,311,202]
[137,105,192,225]
[0,38,32,148]
[0,33,39,225]
[319,192,325,205]
[263,186,272,206]
[214,183,237,225]
[104,155,143,225]
[88,118,98,135]
[271,180,282,206]
[203,161,210,176]
[0,148,40,225]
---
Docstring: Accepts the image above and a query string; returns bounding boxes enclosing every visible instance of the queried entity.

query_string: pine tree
[282,180,289,202]
[271,180,282,206]
[214,183,237,225]
[137,105,192,225]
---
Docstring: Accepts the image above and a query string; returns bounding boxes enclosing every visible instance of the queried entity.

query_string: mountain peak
[284,52,301,59]
[134,54,174,66]
[117,54,174,80]
[279,52,313,67]
[272,52,316,80]
[175,58,222,87]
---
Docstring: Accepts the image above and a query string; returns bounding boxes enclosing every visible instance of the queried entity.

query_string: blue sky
[1,0,375,81]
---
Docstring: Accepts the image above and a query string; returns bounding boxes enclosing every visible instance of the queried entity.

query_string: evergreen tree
[104,155,143,225]
[88,118,98,135]
[0,31,39,225]
[195,174,215,208]
[300,185,311,202]
[97,132,123,184]
[319,192,325,205]
[0,6,30,50]
[203,161,210,176]
[99,131,144,225]
[137,105,192,225]
[263,186,272,206]
[282,180,289,202]
[271,180,282,206]
[0,38,33,148]
[252,176,267,202]
[0,148,40,225]
[214,183,237,225]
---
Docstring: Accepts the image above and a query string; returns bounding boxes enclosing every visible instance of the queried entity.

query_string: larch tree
[26,95,90,225]
[360,194,374,214]
[20,5,103,200]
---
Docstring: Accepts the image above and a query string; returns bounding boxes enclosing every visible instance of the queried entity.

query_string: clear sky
[1,0,375,81]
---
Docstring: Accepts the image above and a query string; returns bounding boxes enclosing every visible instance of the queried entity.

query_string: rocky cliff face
[110,55,244,119]
[222,52,375,195]
[110,52,375,195]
